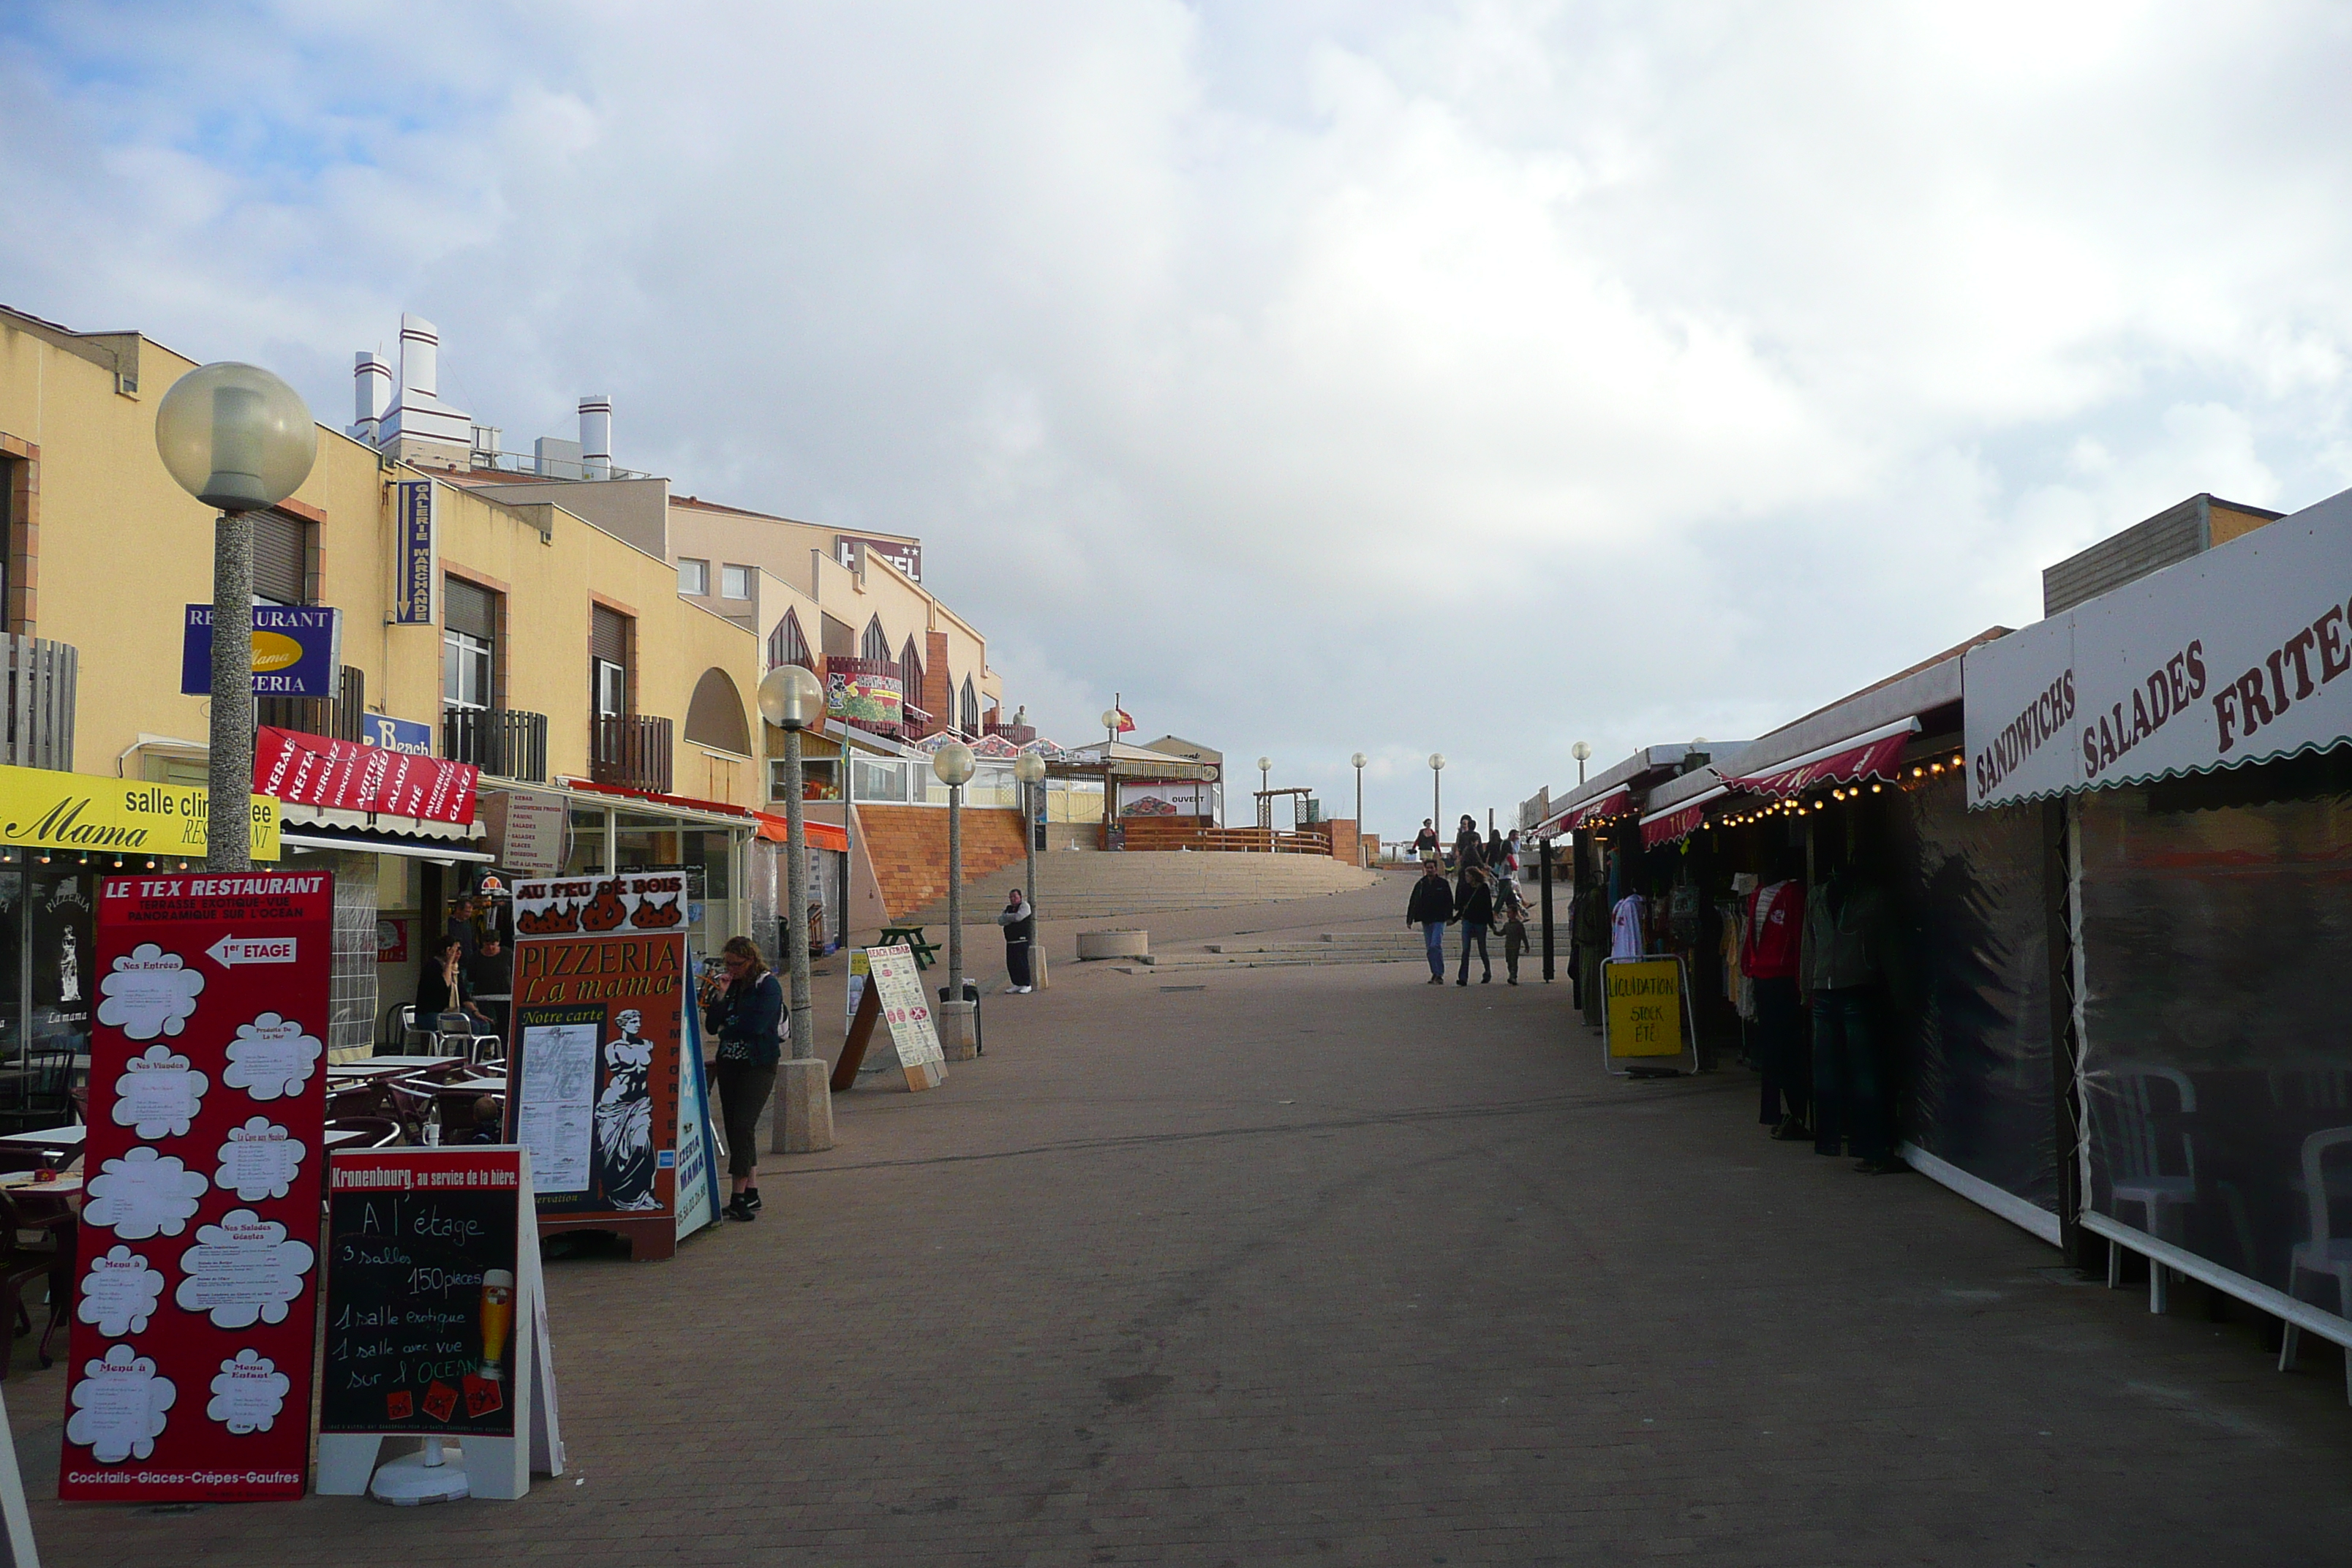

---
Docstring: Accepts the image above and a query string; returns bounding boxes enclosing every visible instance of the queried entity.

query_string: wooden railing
[1117,821,1335,854]
[255,664,363,745]
[0,636,75,771]
[443,706,549,782]
[591,714,672,794]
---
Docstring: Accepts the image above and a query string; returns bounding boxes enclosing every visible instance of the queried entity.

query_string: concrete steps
[1111,930,1423,973]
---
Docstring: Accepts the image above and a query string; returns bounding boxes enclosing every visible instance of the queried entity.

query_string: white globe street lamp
[756,660,832,1155]
[1014,750,1047,916]
[1429,753,1446,839]
[154,363,317,870]
[1571,739,1591,785]
[934,741,977,996]
[1256,756,1273,851]
[1350,753,1368,866]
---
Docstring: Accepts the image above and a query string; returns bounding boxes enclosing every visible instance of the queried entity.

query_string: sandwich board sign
[315,1146,564,1501]
[1601,955,1700,1077]
[830,944,945,1092]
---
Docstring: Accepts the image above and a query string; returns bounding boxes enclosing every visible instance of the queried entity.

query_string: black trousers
[1752,976,1807,1125]
[1006,939,1033,987]
[713,1060,776,1178]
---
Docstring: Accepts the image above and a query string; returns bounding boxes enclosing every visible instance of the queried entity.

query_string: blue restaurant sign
[180,605,343,698]
[360,713,434,754]
[393,480,435,624]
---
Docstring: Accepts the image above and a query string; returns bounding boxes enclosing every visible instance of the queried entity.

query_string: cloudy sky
[6,2,2351,835]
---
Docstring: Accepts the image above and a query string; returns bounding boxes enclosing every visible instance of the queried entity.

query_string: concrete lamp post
[154,363,317,871]
[1572,739,1591,786]
[1429,753,1445,842]
[1014,750,1046,914]
[1350,753,1367,867]
[1256,756,1273,851]
[932,741,980,1059]
[757,661,832,1153]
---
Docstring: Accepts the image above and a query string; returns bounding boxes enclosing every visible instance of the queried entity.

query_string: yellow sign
[1605,958,1684,1058]
[0,766,279,862]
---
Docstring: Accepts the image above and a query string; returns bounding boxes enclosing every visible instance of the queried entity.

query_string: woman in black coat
[1452,816,1485,870]
[700,936,785,1221]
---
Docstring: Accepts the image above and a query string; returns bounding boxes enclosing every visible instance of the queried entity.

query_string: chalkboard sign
[316,1147,562,1501]
[322,1147,525,1436]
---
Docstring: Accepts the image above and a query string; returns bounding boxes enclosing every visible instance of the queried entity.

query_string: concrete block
[772,1056,835,1153]
[1077,929,1150,960]
[939,1000,979,1061]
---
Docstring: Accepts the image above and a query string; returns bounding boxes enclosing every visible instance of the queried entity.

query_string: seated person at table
[453,1095,505,1144]
[415,935,494,1034]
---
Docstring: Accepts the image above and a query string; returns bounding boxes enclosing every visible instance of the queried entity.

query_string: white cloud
[6,3,2352,829]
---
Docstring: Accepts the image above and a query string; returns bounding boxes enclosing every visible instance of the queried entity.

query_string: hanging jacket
[1741,880,1803,979]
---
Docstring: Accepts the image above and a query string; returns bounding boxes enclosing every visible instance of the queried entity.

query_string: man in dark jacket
[1455,870,1495,986]
[1406,860,1454,985]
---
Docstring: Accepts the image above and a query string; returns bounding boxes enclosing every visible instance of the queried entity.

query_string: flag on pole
[1113,709,1134,734]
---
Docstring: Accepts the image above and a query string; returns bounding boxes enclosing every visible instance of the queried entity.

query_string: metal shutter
[252,513,308,605]
[445,577,495,639]
[591,604,627,665]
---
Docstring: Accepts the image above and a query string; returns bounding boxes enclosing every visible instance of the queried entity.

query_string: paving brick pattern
[18,878,2352,1564]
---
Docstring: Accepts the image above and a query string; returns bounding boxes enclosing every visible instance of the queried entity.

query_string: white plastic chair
[2277,1126,2352,1399]
[2094,1064,2198,1311]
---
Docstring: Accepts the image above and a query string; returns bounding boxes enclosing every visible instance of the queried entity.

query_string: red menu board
[59,871,333,1503]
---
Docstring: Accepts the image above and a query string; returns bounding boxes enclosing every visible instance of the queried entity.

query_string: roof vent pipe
[350,352,391,443]
[398,314,440,401]
[579,395,611,480]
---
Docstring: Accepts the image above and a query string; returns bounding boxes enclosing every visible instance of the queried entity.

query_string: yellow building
[0,302,769,1061]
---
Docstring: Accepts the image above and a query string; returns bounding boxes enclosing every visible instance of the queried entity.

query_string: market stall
[1966,485,2352,1362]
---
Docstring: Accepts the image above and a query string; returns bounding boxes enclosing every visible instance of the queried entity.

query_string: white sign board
[489,794,568,877]
[1966,488,2352,808]
[864,944,943,1090]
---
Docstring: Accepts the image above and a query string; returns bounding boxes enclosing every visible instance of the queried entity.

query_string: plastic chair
[325,1116,406,1150]
[2091,1064,2199,1310]
[0,1188,70,1377]
[2279,1126,2352,1399]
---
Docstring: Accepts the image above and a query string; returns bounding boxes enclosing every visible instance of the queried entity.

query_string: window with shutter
[252,512,309,605]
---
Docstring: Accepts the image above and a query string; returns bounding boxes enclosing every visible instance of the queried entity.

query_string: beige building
[0,303,770,1059]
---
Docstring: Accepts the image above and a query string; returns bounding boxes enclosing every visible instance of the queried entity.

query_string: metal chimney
[399,314,440,402]
[350,351,391,445]
[578,395,612,480]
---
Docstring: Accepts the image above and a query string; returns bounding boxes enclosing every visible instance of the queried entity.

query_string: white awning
[281,832,494,864]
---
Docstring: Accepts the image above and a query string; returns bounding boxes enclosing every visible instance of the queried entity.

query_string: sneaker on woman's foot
[742,1188,763,1211]
[725,1196,757,1222]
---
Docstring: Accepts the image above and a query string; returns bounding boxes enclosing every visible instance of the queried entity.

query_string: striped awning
[1538,788,1633,837]
[1722,719,1920,799]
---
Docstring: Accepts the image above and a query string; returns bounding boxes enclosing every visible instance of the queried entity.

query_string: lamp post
[1350,752,1366,867]
[1572,740,1590,786]
[757,663,831,1153]
[1429,753,1445,840]
[1101,707,1120,750]
[933,741,976,1000]
[154,363,317,870]
[1014,750,1046,916]
[1256,755,1272,850]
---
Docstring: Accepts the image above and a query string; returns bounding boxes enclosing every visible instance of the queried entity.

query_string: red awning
[1640,804,1704,848]
[754,813,849,853]
[1539,788,1632,835]
[1725,727,1914,799]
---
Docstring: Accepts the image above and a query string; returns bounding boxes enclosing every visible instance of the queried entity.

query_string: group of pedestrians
[1406,827,1533,986]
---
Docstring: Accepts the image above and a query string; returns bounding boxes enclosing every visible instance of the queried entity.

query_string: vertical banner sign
[395,480,436,625]
[506,873,718,1259]
[61,871,333,1502]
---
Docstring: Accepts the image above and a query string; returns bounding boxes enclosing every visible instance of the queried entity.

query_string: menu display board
[321,1148,524,1437]
[314,1147,565,1501]
[60,872,332,1502]
[507,873,719,1259]
[833,945,946,1093]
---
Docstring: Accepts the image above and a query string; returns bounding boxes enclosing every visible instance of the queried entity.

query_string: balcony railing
[591,714,672,794]
[442,706,549,783]
[256,665,363,745]
[0,636,75,771]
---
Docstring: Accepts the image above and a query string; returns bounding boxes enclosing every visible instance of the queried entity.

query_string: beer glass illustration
[479,1269,516,1382]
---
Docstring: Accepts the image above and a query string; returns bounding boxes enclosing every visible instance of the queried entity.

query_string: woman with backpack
[701,935,785,1223]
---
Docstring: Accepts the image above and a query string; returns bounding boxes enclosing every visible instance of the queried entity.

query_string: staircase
[1019,850,1379,919]
[1114,930,1427,973]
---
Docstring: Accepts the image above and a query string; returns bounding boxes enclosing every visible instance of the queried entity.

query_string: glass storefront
[0,848,102,1131]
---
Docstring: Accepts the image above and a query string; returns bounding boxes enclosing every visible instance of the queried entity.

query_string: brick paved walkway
[20,878,2352,1564]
